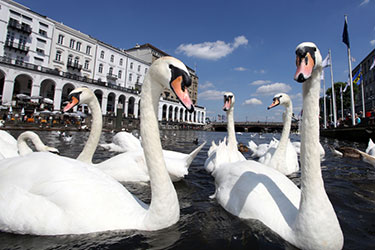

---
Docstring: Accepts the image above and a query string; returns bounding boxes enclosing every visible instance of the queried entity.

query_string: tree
[320,82,358,116]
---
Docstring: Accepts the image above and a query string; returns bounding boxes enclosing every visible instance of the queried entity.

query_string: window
[39,29,47,36]
[39,22,48,28]
[36,48,44,54]
[100,51,104,59]
[130,62,133,69]
[19,35,27,45]
[145,68,148,74]
[69,39,75,48]
[74,56,79,64]
[37,38,46,43]
[86,46,91,55]
[109,67,113,75]
[137,65,141,72]
[84,60,89,69]
[76,42,81,51]
[58,34,64,44]
[110,55,114,63]
[129,73,132,82]
[119,58,123,66]
[34,57,43,62]
[98,63,103,73]
[118,70,122,79]
[136,75,140,83]
[55,51,62,61]
[68,54,73,64]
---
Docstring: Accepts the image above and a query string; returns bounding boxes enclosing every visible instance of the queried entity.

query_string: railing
[67,61,82,71]
[0,56,141,95]
[106,73,118,80]
[8,20,32,34]
[4,40,29,53]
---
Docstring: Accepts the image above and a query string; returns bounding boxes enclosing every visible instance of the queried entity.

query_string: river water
[0,130,374,250]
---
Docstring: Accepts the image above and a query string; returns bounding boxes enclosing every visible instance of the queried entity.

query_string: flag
[342,17,350,48]
[322,54,331,68]
[370,56,375,70]
[352,69,362,85]
[320,71,324,81]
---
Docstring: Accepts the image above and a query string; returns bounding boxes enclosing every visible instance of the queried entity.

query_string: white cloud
[176,35,248,60]
[234,67,247,71]
[360,0,370,6]
[255,82,292,95]
[198,89,226,100]
[370,40,375,46]
[243,98,262,105]
[250,80,271,86]
[254,69,266,74]
[199,81,214,89]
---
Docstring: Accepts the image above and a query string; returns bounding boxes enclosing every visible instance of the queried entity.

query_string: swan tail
[185,141,206,168]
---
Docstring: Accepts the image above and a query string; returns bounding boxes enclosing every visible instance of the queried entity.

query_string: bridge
[205,121,299,133]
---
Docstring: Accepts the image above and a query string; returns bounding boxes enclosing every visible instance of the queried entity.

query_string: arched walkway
[128,96,135,118]
[107,92,116,113]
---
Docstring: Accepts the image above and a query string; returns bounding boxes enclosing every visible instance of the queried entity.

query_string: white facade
[0,0,206,125]
[0,0,54,68]
[49,22,97,79]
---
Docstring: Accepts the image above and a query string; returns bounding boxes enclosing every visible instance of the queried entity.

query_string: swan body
[249,138,278,158]
[204,92,246,173]
[0,56,195,235]
[292,140,325,158]
[99,131,206,182]
[258,94,299,175]
[212,42,343,249]
[0,130,58,157]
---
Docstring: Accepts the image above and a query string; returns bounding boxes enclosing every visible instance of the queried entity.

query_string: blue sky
[15,0,375,122]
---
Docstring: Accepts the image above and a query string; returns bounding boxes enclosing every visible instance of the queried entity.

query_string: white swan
[99,131,142,152]
[248,138,278,158]
[0,56,194,235]
[64,87,205,182]
[212,42,343,249]
[0,130,59,157]
[292,140,325,158]
[204,92,246,173]
[366,138,375,156]
[257,93,299,175]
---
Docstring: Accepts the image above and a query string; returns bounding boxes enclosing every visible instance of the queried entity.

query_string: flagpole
[340,85,344,121]
[360,64,365,118]
[322,72,327,128]
[344,15,356,126]
[329,49,337,127]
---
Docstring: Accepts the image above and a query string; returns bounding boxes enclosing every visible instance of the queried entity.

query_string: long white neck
[293,66,343,245]
[141,73,179,228]
[77,98,102,164]
[226,106,237,149]
[17,131,45,156]
[270,103,292,168]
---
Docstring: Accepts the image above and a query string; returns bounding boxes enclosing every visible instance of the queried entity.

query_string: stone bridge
[205,121,299,133]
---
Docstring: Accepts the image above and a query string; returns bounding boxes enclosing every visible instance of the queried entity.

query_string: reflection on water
[0,130,374,249]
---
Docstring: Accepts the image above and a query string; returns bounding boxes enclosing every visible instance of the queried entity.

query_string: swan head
[294,42,322,83]
[267,93,291,110]
[63,87,94,112]
[149,56,194,112]
[223,92,235,111]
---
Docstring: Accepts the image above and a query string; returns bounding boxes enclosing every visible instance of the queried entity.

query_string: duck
[211,42,343,249]
[0,56,194,235]
[204,92,246,173]
[64,87,205,182]
[257,93,299,175]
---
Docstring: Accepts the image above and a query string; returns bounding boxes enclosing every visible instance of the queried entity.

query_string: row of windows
[55,51,90,70]
[99,51,146,73]
[97,63,141,82]
[57,34,91,55]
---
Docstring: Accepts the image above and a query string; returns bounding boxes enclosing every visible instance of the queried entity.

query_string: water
[0,130,374,250]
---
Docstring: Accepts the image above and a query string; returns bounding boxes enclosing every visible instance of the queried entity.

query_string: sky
[14,0,375,122]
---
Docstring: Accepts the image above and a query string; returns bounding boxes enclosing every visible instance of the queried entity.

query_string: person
[355,113,361,125]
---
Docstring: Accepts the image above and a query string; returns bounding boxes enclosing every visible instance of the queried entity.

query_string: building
[0,0,205,126]
[353,48,375,114]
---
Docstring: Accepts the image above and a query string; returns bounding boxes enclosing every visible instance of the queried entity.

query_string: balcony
[8,19,32,34]
[4,40,29,54]
[67,61,82,71]
[106,73,118,81]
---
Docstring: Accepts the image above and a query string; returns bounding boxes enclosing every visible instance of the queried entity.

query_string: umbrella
[43,98,54,104]
[40,110,52,115]
[30,95,43,100]
[16,94,30,100]
[0,105,8,110]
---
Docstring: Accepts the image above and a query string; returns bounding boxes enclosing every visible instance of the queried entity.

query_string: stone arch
[185,109,188,122]
[13,74,32,98]
[118,94,126,109]
[168,105,173,121]
[137,99,141,117]
[179,107,184,121]
[94,89,103,107]
[127,96,135,118]
[162,104,167,121]
[107,92,116,113]
[174,106,179,121]
[40,79,56,100]
[0,69,5,102]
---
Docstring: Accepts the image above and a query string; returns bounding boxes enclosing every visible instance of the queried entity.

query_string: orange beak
[63,96,79,112]
[294,52,315,82]
[171,76,194,113]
